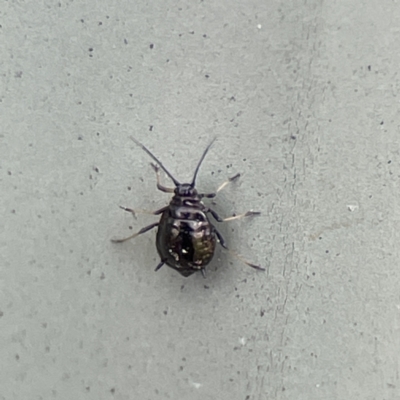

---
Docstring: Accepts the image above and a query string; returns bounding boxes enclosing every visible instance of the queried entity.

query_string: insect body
[156,183,216,277]
[112,137,264,277]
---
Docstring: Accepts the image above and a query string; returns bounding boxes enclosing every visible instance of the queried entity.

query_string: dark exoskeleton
[112,137,264,277]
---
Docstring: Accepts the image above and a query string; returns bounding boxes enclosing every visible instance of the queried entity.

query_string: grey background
[1,0,399,399]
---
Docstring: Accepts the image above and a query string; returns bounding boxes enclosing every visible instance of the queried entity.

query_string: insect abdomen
[156,204,216,276]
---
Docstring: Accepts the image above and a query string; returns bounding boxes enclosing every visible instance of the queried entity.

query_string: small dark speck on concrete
[8,170,12,175]
[325,250,329,253]
[86,387,90,392]
[11,209,16,214]
[98,21,102,26]
[203,34,207,37]
[204,285,210,289]
[124,38,128,44]
[15,71,23,78]
[368,65,371,71]
[260,309,265,317]
[0,311,3,317]
[80,19,84,23]
[100,272,105,280]
[78,135,83,140]
[93,166,99,173]
[290,135,296,140]
[388,160,392,164]
[62,372,70,381]
[312,272,316,276]
[380,121,384,125]
[205,74,210,78]
[15,354,20,360]
[189,31,194,34]
[149,43,154,49]
[149,125,153,131]
[180,285,185,291]
[110,388,115,394]
[163,310,168,315]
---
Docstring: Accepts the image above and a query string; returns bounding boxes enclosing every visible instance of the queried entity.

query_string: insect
[111,137,265,277]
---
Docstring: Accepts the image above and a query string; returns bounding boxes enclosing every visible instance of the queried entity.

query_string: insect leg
[155,260,165,271]
[207,208,261,222]
[215,173,241,193]
[199,173,241,198]
[111,222,159,243]
[118,205,167,217]
[214,228,265,271]
[150,163,175,193]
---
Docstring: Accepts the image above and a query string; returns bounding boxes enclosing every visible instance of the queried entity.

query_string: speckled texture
[1,0,399,399]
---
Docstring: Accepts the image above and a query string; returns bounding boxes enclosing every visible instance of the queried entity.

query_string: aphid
[112,137,264,277]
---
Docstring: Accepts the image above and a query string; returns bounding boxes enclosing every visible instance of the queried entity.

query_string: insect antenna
[130,137,180,186]
[191,137,216,187]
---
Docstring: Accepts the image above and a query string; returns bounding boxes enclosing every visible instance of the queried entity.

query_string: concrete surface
[1,0,399,399]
